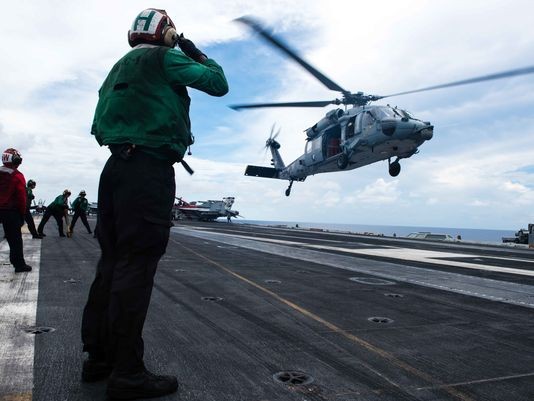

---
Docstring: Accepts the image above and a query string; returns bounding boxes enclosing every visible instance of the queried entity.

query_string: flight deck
[1,220,534,401]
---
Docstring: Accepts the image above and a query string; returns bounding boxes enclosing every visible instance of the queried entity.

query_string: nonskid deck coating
[1,219,534,401]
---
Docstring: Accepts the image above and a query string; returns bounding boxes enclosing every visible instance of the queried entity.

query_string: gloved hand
[177,34,207,63]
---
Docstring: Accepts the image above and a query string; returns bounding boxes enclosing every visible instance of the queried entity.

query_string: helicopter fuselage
[275,105,433,181]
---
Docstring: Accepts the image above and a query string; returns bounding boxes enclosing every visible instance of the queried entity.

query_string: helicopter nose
[417,125,434,140]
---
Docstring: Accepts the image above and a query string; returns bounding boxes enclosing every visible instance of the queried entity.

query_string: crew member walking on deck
[69,190,92,234]
[81,8,228,400]
[0,148,32,273]
[24,179,41,239]
[37,189,71,237]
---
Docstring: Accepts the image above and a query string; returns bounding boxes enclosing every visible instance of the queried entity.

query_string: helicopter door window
[324,125,341,158]
[346,116,356,138]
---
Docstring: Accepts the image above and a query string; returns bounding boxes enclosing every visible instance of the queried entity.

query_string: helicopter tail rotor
[265,124,281,150]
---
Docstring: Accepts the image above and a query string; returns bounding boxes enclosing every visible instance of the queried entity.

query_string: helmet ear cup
[12,154,22,165]
[163,26,178,47]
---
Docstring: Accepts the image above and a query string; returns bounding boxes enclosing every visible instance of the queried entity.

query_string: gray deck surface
[3,219,534,400]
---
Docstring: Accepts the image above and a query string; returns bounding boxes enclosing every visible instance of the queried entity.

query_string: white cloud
[354,179,400,204]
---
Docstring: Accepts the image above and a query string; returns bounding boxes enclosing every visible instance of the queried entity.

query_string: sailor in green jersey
[24,179,41,238]
[81,9,228,400]
[69,190,92,234]
[37,189,71,237]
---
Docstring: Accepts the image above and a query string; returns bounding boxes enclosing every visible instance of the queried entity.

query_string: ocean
[235,220,520,244]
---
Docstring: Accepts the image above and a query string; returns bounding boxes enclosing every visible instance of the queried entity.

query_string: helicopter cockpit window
[374,106,396,119]
[393,108,419,121]
[402,109,418,120]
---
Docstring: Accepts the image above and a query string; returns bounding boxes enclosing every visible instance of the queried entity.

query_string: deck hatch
[23,326,56,335]
[201,296,223,302]
[368,317,394,324]
[273,371,314,386]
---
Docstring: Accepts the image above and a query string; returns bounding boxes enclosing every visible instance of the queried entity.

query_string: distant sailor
[69,190,92,234]
[0,148,32,273]
[24,179,42,239]
[81,8,228,400]
[37,189,71,237]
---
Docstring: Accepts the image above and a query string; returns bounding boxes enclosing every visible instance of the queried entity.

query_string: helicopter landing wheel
[285,180,294,197]
[389,161,401,177]
[337,153,349,170]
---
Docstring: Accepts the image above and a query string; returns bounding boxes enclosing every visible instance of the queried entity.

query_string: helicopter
[231,17,534,196]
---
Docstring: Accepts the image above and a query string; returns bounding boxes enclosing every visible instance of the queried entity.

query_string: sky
[2,0,534,230]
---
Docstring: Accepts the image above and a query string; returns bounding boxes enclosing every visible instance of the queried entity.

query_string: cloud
[2,0,534,229]
[353,179,400,204]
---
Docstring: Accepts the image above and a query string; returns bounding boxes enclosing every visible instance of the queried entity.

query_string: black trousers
[37,207,64,236]
[81,150,175,374]
[0,209,26,269]
[70,210,91,233]
[24,209,38,236]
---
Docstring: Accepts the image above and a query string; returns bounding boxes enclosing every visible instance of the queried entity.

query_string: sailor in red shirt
[0,148,31,273]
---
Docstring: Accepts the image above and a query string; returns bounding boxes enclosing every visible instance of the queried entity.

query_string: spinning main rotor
[230,16,534,110]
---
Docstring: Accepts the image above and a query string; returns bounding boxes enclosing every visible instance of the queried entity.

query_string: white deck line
[0,235,41,400]
[174,227,534,309]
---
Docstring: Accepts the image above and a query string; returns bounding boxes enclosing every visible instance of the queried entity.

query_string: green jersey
[48,195,68,212]
[26,186,34,209]
[72,196,89,212]
[91,44,228,162]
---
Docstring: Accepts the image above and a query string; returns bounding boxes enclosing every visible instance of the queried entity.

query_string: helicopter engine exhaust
[306,109,344,138]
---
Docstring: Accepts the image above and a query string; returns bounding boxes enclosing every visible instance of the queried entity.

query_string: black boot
[14,265,32,273]
[81,357,113,382]
[107,370,178,400]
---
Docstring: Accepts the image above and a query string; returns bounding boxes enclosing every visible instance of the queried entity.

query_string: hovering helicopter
[231,17,534,196]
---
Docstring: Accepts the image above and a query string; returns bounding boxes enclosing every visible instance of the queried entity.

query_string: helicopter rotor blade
[236,16,348,94]
[380,65,534,99]
[273,126,281,140]
[230,100,340,110]
[269,123,276,139]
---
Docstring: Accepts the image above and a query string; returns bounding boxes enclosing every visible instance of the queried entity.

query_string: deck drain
[350,277,395,285]
[23,326,56,335]
[368,317,394,324]
[265,280,281,284]
[201,296,223,302]
[63,278,78,284]
[384,293,404,298]
[273,371,314,386]
[174,269,187,272]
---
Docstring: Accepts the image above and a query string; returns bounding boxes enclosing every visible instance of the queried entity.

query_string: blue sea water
[235,220,518,244]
